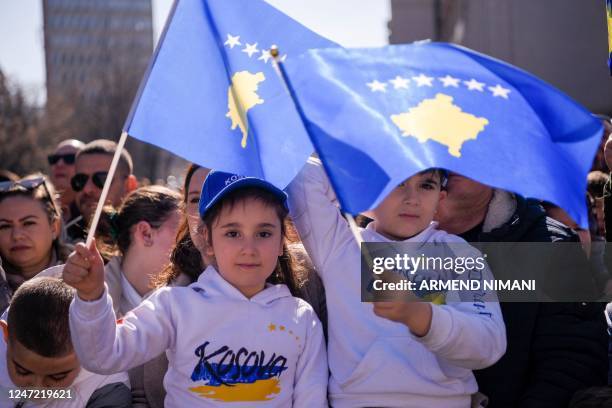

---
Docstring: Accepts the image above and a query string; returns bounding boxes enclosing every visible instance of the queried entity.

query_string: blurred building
[389,0,612,115]
[40,0,184,181]
[42,0,153,104]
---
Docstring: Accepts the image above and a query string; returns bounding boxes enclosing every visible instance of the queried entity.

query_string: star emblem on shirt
[389,76,410,89]
[367,80,387,92]
[224,34,241,49]
[464,78,485,91]
[438,75,460,87]
[488,84,511,99]
[412,73,434,87]
[242,42,259,58]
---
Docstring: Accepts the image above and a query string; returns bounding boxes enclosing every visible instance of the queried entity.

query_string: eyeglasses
[47,153,76,166]
[71,172,108,192]
[0,177,60,217]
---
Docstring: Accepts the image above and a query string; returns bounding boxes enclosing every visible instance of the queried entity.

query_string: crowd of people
[0,114,610,407]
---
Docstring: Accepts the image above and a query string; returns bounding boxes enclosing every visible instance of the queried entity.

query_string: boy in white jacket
[63,171,328,407]
[287,158,506,408]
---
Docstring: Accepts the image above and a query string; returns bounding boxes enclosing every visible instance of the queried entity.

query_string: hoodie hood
[191,265,293,306]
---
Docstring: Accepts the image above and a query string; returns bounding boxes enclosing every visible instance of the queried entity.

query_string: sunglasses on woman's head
[47,153,76,165]
[71,172,108,192]
[0,177,60,217]
[0,177,47,192]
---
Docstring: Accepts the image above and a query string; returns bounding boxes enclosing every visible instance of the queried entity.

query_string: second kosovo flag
[123,0,336,188]
[283,42,603,228]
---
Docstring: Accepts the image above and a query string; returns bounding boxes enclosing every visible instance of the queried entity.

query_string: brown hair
[0,174,71,264]
[97,185,181,258]
[200,187,303,298]
[76,139,133,177]
[7,277,74,357]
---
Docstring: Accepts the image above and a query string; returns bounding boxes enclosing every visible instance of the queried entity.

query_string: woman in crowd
[95,184,181,408]
[0,175,71,293]
[97,185,181,317]
[157,163,210,286]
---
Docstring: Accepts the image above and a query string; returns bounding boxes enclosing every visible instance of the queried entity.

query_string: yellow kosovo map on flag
[390,93,489,158]
[226,71,266,148]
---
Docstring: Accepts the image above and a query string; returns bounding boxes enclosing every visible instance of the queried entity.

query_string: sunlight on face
[372,171,445,240]
[205,198,283,298]
[0,196,56,277]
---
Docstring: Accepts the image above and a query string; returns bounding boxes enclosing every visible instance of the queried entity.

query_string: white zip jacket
[69,265,328,407]
[287,158,506,408]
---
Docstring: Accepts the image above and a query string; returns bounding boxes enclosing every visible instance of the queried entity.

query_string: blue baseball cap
[198,170,288,218]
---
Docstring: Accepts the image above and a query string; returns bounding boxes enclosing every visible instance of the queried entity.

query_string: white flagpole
[85,131,129,247]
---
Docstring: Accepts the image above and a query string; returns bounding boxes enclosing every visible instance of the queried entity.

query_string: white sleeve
[69,286,175,375]
[287,157,355,274]
[292,306,328,407]
[415,261,507,370]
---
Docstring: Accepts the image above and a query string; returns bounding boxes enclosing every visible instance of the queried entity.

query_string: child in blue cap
[63,171,328,407]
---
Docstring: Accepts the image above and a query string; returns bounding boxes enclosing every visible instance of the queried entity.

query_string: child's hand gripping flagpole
[269,47,375,275]
[270,48,434,305]
[84,131,129,247]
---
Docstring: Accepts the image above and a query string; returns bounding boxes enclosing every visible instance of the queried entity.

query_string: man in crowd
[48,139,84,224]
[436,173,608,407]
[67,139,137,243]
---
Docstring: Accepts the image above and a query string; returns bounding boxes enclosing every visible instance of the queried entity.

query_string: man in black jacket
[436,173,608,408]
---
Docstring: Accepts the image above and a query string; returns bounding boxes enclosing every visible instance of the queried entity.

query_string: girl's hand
[63,240,105,301]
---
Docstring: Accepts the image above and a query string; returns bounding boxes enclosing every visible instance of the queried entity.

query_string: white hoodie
[287,158,506,408]
[69,265,328,407]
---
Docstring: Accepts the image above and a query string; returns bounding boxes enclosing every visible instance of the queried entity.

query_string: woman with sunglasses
[0,175,72,292]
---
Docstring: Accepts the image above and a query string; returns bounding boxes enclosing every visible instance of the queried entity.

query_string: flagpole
[85,131,129,247]
[270,47,366,247]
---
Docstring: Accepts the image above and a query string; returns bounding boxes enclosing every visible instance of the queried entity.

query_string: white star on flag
[224,34,241,49]
[258,49,271,63]
[280,54,287,62]
[488,84,511,99]
[389,76,410,89]
[412,73,434,87]
[366,80,387,92]
[464,78,485,91]
[242,43,259,57]
[438,75,460,87]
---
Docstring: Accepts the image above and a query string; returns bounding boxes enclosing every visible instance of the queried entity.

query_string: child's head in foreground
[371,168,448,240]
[1,277,78,388]
[198,171,299,298]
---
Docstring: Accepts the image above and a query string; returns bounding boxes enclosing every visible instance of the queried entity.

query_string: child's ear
[438,190,447,202]
[200,225,214,258]
[0,320,8,342]
[135,221,154,247]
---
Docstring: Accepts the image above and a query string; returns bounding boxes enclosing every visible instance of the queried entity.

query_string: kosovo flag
[283,42,603,228]
[123,0,336,188]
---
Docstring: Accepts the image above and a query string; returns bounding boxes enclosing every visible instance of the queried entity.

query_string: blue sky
[0,0,390,104]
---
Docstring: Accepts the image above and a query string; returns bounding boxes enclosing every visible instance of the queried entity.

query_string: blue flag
[123,0,336,188]
[283,42,603,228]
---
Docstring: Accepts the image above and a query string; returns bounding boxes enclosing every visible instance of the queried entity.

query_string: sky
[0,0,391,104]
